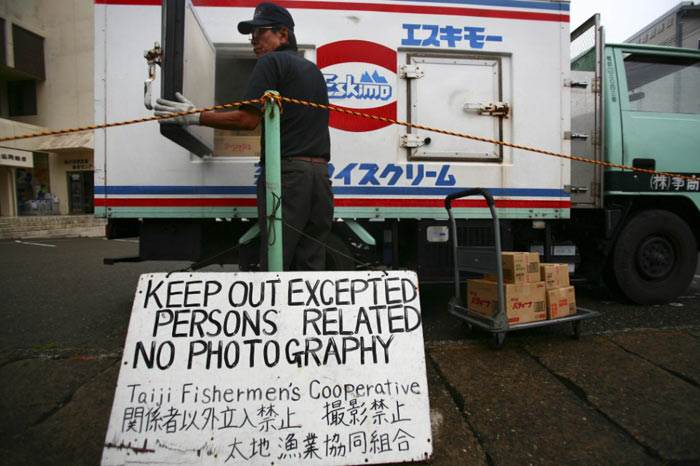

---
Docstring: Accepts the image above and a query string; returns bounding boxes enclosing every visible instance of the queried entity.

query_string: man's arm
[153,92,261,130]
[200,106,261,131]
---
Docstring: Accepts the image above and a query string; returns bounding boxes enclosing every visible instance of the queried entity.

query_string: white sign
[0,148,33,168]
[102,271,432,465]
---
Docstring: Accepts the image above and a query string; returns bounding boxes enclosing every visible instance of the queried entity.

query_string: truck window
[623,53,700,114]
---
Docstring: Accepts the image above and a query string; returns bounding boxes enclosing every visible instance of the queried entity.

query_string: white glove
[154,92,201,125]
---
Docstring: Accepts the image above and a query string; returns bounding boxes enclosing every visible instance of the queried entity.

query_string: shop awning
[34,131,94,153]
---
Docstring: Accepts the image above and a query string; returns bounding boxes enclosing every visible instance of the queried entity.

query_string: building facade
[626,1,700,49]
[0,0,93,217]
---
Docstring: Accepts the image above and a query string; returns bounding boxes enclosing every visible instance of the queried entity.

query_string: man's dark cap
[237,2,295,34]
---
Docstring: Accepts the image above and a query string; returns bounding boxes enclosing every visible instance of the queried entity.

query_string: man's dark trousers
[257,159,334,271]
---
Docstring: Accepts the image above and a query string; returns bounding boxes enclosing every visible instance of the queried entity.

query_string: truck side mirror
[628,91,646,102]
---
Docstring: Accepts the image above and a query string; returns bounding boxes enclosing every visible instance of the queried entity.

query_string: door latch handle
[463,102,510,117]
[143,42,162,110]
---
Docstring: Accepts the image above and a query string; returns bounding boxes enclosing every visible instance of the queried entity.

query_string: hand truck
[445,188,599,348]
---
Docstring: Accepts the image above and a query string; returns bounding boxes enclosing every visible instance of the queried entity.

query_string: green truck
[563,15,699,303]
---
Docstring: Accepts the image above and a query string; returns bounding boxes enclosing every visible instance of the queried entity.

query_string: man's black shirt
[243,45,331,162]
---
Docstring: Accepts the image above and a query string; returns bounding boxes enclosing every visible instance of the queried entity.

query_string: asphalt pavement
[1,237,699,465]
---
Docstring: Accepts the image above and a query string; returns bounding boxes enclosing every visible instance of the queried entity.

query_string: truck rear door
[402,51,510,162]
[570,14,604,208]
[160,0,216,157]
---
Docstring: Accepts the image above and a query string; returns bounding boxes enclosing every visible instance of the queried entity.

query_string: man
[154,2,333,272]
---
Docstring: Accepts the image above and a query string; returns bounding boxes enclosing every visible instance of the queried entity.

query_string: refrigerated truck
[95,0,700,304]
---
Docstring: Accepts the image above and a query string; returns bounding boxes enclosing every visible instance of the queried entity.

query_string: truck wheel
[325,232,356,271]
[612,210,697,304]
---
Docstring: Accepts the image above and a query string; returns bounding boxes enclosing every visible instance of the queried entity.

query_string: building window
[7,80,37,116]
[16,153,57,216]
[12,24,45,80]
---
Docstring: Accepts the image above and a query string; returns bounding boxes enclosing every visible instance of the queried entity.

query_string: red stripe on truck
[95,0,569,23]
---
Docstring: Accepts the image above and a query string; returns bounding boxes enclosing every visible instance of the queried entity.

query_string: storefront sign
[0,148,33,168]
[64,158,94,170]
[102,271,432,466]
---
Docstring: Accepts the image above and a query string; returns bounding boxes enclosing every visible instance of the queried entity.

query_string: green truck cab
[569,16,699,304]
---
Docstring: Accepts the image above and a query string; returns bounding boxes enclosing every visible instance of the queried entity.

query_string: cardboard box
[467,279,547,324]
[213,133,261,157]
[539,263,570,289]
[546,286,577,319]
[485,252,540,283]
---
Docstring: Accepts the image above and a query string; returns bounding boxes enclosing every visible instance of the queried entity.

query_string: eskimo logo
[325,71,393,101]
[318,40,397,132]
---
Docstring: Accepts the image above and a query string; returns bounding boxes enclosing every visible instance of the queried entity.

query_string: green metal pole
[264,90,283,271]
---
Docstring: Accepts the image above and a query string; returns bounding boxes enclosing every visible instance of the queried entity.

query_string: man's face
[251,27,286,57]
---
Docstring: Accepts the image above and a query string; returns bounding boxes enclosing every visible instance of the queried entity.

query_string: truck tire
[325,231,356,271]
[612,209,697,304]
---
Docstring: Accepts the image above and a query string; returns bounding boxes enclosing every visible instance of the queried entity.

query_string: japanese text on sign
[650,174,699,192]
[402,23,503,49]
[255,163,457,187]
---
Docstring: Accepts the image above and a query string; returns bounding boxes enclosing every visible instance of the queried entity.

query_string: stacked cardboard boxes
[466,252,577,324]
[467,252,546,324]
[540,263,576,319]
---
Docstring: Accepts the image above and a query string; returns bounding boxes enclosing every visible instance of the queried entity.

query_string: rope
[273,94,698,183]
[0,97,271,143]
[279,215,376,270]
[169,213,376,274]
[263,93,284,116]
[262,191,376,271]
[266,191,283,246]
[1,91,695,183]
[167,243,242,275]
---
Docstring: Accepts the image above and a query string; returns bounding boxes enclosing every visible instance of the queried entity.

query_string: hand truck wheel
[462,321,473,334]
[572,320,582,339]
[490,332,506,349]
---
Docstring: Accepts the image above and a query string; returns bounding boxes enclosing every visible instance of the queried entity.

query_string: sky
[569,0,696,43]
